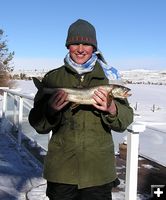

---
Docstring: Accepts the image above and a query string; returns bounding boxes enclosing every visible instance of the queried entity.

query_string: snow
[0,119,44,200]
[127,84,166,167]
[121,69,166,85]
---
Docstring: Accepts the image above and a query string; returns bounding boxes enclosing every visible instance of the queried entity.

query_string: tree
[0,29,14,87]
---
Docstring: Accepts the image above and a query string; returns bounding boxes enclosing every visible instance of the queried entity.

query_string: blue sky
[0,0,166,71]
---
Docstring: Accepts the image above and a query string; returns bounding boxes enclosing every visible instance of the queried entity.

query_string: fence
[0,87,146,200]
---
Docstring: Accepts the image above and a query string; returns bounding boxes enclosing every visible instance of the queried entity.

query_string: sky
[0,0,166,71]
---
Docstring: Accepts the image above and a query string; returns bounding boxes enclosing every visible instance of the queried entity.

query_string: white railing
[125,123,146,200]
[0,88,51,150]
[0,87,146,200]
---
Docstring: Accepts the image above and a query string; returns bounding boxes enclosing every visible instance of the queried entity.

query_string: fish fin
[108,90,114,98]
[70,103,80,110]
[107,94,113,106]
[124,92,132,98]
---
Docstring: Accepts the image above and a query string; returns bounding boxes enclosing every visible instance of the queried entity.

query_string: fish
[32,77,131,105]
[43,84,131,104]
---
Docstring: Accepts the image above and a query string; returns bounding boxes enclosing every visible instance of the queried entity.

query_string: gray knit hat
[65,19,97,50]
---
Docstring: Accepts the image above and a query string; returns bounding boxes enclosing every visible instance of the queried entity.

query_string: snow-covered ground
[127,84,166,166]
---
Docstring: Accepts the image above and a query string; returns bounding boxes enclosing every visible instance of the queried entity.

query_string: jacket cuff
[101,112,118,125]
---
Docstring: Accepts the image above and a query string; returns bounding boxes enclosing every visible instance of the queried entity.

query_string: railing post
[13,95,18,129]
[2,91,7,118]
[18,96,23,147]
[125,123,146,200]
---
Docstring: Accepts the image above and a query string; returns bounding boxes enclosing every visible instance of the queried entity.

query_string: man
[29,19,133,200]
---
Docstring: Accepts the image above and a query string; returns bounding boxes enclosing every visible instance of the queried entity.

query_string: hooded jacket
[29,61,133,189]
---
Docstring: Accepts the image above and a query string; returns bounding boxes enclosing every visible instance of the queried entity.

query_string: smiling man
[29,19,133,200]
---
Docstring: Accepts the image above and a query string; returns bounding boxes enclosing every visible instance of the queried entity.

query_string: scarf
[64,51,121,81]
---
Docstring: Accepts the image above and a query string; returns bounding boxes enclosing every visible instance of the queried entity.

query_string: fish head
[110,85,131,99]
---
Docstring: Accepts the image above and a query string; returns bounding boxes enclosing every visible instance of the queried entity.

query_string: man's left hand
[92,87,117,116]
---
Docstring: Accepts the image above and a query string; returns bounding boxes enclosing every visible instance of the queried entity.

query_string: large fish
[33,77,131,105]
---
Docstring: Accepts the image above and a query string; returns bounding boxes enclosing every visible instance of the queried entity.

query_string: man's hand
[48,90,69,112]
[92,87,117,116]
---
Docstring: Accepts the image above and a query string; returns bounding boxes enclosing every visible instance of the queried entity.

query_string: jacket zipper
[77,75,84,88]
[80,75,84,82]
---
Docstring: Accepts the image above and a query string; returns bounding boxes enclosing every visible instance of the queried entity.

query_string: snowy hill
[120,69,166,85]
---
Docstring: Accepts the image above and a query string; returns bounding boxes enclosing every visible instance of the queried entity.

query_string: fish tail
[32,77,43,89]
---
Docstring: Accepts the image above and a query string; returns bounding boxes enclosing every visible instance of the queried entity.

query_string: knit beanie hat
[65,19,97,50]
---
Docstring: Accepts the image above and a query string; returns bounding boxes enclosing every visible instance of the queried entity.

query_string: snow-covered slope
[121,69,166,84]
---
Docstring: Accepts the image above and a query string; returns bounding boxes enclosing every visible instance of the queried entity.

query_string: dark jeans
[46,181,114,200]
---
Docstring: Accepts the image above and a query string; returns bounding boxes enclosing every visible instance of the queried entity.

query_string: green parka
[29,61,133,189]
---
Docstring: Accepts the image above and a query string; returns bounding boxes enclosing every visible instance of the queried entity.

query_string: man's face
[69,44,94,64]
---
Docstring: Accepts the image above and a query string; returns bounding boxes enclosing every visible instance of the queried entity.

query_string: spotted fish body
[43,84,131,105]
[33,77,131,105]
